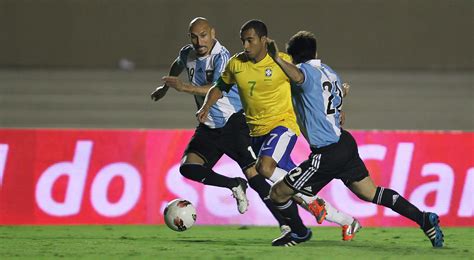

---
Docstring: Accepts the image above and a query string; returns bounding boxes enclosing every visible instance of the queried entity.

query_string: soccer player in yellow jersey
[198,20,301,184]
[198,19,360,243]
[216,44,299,138]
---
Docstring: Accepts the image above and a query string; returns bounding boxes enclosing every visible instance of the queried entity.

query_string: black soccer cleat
[422,212,444,248]
[271,228,312,247]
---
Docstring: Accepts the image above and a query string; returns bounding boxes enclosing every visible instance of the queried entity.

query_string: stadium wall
[0,0,472,70]
[0,128,472,226]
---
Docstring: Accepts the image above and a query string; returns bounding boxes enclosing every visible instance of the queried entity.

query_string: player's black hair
[286,31,317,64]
[240,19,268,38]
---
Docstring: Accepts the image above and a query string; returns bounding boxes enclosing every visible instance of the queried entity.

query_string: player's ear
[210,28,216,39]
[261,35,267,44]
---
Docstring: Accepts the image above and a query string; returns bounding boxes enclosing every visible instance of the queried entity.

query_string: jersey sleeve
[177,45,192,68]
[212,51,230,83]
[216,56,236,92]
[297,63,321,91]
[278,52,293,63]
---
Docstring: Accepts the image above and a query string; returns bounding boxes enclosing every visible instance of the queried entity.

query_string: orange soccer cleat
[342,219,362,241]
[307,198,327,224]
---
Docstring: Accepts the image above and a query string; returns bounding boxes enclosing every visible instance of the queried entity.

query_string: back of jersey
[291,59,344,148]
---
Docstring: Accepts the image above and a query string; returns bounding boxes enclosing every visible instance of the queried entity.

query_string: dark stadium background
[0,1,472,258]
[0,0,472,130]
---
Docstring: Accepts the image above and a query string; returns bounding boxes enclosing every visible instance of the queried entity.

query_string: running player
[266,31,444,247]
[151,17,294,233]
[197,19,360,240]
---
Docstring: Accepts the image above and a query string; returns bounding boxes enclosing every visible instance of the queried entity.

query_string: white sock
[294,193,314,204]
[269,167,287,183]
[321,197,354,226]
[294,194,354,226]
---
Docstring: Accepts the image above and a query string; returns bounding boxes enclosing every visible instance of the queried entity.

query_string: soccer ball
[164,199,197,232]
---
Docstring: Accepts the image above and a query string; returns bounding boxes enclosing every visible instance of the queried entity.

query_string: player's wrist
[273,56,283,64]
[181,83,194,93]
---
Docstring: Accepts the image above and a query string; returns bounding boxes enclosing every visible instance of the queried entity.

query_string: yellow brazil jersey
[216,52,300,137]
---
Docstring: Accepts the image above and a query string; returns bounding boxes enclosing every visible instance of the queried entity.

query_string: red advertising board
[0,129,472,226]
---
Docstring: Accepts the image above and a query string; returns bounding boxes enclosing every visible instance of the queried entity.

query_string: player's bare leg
[349,176,444,247]
[179,153,249,214]
[255,156,278,180]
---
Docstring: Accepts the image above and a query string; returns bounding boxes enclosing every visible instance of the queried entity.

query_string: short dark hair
[286,31,317,64]
[240,19,268,38]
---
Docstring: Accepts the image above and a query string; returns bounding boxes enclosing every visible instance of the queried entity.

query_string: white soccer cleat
[231,178,249,214]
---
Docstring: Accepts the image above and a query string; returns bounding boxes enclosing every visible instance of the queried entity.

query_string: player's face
[240,29,267,62]
[189,23,216,57]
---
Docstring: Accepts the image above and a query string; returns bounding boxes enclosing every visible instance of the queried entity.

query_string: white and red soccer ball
[164,199,197,232]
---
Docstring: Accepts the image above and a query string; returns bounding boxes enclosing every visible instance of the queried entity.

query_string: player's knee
[269,185,279,202]
[255,161,275,179]
[269,183,286,203]
[243,165,258,179]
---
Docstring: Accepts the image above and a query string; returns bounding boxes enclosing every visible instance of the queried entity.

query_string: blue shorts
[251,126,297,171]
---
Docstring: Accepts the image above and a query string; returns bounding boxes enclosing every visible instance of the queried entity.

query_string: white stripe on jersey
[179,40,242,128]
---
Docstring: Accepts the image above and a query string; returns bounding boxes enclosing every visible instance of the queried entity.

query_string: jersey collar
[210,40,223,55]
[306,59,321,67]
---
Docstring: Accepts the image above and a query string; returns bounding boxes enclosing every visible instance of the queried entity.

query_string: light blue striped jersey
[178,40,242,128]
[291,59,344,148]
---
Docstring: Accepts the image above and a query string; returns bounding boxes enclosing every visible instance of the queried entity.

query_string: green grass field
[0,225,472,259]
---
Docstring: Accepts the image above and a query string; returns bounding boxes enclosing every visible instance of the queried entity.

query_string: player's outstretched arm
[151,59,184,101]
[267,39,304,84]
[162,76,212,96]
[196,85,223,123]
[338,83,350,125]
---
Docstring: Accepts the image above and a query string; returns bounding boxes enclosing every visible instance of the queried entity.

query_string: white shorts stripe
[294,154,321,189]
[296,168,315,190]
[294,157,314,189]
[272,129,295,163]
[294,167,314,190]
[300,154,321,188]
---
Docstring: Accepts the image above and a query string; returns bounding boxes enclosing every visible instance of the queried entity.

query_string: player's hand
[339,110,346,126]
[163,76,187,92]
[196,106,209,123]
[266,38,280,61]
[151,85,168,101]
[342,83,350,97]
